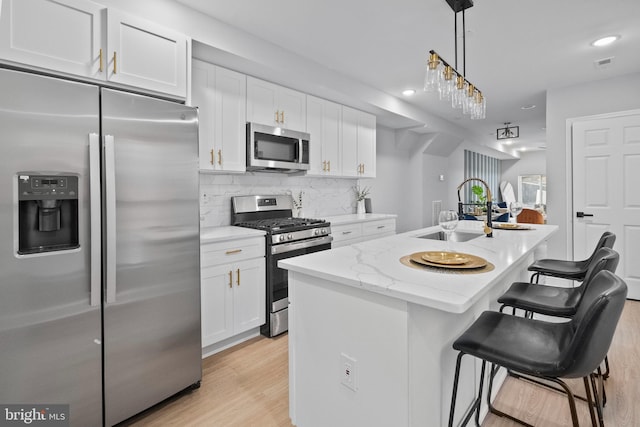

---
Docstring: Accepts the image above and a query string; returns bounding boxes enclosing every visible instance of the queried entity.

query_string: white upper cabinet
[192,60,247,173]
[341,105,376,177]
[246,76,306,132]
[105,9,188,98]
[0,0,189,98]
[306,95,341,176]
[0,0,105,78]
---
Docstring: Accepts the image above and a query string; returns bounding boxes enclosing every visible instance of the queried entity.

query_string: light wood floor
[125,301,640,426]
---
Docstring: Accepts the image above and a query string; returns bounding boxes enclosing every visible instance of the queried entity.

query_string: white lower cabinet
[331,217,396,248]
[201,237,265,347]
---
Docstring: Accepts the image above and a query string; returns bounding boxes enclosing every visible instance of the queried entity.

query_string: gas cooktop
[235,217,327,233]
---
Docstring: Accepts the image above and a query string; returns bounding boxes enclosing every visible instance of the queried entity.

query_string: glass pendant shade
[439,66,454,100]
[423,52,441,92]
[452,76,465,108]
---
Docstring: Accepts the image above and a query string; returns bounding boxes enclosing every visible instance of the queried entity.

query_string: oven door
[264,235,331,336]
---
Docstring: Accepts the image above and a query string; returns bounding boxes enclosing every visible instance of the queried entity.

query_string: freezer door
[101,89,201,426]
[0,69,102,425]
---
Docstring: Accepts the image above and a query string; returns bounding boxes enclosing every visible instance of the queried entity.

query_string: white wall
[501,150,546,201]
[546,71,640,259]
[363,126,414,232]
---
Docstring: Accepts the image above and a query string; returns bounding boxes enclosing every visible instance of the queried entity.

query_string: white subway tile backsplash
[199,172,358,227]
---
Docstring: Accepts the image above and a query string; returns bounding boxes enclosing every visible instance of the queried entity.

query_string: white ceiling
[177,0,640,154]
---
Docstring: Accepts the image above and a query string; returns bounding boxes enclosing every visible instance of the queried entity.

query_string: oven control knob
[278,235,285,242]
[288,234,293,240]
[313,229,320,236]
[320,228,326,235]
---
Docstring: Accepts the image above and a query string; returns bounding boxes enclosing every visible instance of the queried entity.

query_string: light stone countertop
[200,226,265,244]
[279,220,558,313]
[323,213,397,225]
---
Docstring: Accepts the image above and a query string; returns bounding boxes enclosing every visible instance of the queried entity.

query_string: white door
[247,76,278,125]
[572,111,640,299]
[0,0,104,78]
[357,111,377,178]
[277,85,306,132]
[341,106,359,177]
[201,264,234,346]
[233,258,266,333]
[215,66,247,172]
[106,9,187,98]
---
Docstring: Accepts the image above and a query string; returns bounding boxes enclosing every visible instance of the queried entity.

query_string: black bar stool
[528,231,615,284]
[448,270,627,427]
[499,247,619,317]
[498,247,619,382]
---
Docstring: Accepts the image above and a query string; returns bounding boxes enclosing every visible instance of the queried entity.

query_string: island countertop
[279,220,558,314]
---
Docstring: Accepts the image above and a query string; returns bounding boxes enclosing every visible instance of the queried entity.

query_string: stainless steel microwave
[246,122,310,173]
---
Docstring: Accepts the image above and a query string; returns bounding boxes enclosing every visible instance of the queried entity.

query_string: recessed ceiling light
[521,104,536,110]
[591,35,620,47]
[402,89,416,96]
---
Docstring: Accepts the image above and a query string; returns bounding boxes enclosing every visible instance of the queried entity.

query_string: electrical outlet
[340,353,358,391]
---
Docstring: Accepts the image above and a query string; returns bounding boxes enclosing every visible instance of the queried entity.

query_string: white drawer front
[362,219,396,236]
[201,237,265,267]
[331,223,363,244]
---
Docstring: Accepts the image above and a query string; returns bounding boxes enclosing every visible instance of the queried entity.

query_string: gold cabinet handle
[362,163,365,174]
[228,271,233,288]
[210,149,215,165]
[99,48,103,72]
[327,160,331,172]
[322,160,327,171]
[225,249,242,255]
[218,149,222,166]
[280,111,284,123]
[275,110,280,123]
[236,268,240,286]
[113,51,117,74]
[358,164,362,174]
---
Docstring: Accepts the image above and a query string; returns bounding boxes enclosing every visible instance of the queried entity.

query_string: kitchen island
[279,221,558,427]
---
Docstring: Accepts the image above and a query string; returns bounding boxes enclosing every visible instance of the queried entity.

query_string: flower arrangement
[353,185,371,202]
[291,190,304,210]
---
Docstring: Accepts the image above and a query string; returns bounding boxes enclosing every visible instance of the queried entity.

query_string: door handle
[105,135,117,303]
[576,211,594,218]
[89,133,101,307]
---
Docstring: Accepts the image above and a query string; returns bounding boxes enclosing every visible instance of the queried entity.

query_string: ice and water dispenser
[17,174,79,254]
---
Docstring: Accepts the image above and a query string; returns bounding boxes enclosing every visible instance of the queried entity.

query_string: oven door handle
[271,235,333,255]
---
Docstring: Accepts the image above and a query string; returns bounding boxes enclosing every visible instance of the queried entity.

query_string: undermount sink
[416,230,483,242]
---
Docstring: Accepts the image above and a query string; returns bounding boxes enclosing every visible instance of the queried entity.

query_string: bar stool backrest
[583,232,616,265]
[581,247,619,286]
[560,270,627,378]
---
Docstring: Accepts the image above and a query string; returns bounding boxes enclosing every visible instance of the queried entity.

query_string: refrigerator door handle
[104,135,117,304]
[89,133,101,307]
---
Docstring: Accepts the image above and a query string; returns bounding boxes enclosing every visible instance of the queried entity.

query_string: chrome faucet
[457,178,493,237]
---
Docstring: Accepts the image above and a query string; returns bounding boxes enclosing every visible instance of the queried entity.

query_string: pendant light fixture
[424,0,485,120]
[496,122,519,140]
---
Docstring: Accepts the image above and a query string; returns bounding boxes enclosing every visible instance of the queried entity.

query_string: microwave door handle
[89,133,101,307]
[298,139,303,164]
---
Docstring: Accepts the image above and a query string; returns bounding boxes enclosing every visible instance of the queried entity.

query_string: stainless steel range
[232,195,332,337]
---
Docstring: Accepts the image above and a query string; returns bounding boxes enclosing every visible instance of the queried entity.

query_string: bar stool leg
[583,376,599,427]
[448,352,464,427]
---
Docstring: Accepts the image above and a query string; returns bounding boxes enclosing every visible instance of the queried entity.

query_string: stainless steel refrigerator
[0,68,202,426]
